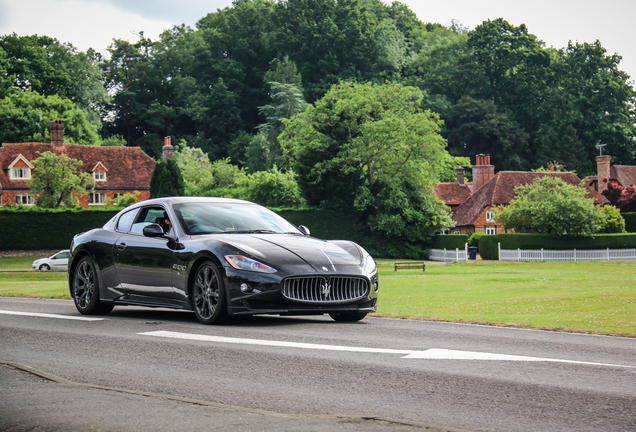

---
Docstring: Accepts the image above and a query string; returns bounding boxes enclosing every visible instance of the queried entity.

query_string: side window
[117,209,139,232]
[130,207,168,234]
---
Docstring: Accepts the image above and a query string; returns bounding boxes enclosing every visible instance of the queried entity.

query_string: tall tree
[0,90,100,145]
[27,151,95,208]
[150,158,185,198]
[280,82,454,257]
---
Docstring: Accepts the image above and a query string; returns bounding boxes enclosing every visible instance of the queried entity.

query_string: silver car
[32,250,70,271]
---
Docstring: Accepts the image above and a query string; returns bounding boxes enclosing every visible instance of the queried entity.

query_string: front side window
[15,193,34,205]
[89,193,106,205]
[10,167,31,180]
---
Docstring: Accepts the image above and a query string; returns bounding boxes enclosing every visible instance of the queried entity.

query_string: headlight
[224,255,277,273]
[361,248,377,274]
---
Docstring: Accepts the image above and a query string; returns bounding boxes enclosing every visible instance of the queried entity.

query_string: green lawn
[1,259,635,337]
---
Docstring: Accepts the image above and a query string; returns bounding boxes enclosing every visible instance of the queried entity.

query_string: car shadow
[107,307,366,327]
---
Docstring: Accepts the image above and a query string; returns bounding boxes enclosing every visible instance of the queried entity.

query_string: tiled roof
[611,166,636,187]
[452,172,608,227]
[433,182,473,206]
[0,142,155,191]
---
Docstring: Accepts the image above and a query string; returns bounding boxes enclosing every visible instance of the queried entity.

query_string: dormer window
[91,162,108,182]
[11,167,31,180]
[93,171,106,181]
[8,154,34,180]
[486,211,496,222]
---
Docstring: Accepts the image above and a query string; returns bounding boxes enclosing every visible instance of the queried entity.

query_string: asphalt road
[1,297,635,432]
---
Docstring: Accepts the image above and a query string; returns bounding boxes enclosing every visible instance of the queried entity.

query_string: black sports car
[68,197,379,324]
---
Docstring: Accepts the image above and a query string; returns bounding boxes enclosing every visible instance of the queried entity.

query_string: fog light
[240,283,251,292]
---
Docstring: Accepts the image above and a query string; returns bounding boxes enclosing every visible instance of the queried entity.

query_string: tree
[497,176,604,235]
[0,90,100,145]
[279,82,454,256]
[0,34,110,129]
[105,191,140,208]
[27,151,95,208]
[173,142,214,196]
[149,159,185,198]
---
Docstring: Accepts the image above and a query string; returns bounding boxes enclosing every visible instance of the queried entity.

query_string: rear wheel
[192,260,227,324]
[329,312,367,322]
[72,256,113,315]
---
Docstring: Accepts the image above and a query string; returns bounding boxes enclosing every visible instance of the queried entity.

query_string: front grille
[282,276,369,303]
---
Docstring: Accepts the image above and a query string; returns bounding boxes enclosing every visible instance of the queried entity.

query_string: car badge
[321,266,329,272]
[321,281,331,297]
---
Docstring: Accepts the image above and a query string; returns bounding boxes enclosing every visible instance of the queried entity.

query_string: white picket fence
[429,244,468,262]
[498,243,636,262]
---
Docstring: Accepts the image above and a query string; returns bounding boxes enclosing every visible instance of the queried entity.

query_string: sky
[0,0,635,83]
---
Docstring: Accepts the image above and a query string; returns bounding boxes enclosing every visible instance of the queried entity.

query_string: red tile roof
[434,182,473,206]
[0,142,155,192]
[452,172,608,227]
[611,166,636,187]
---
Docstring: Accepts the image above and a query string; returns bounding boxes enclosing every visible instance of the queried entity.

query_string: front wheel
[192,260,227,324]
[329,312,367,322]
[72,256,113,315]
[39,264,50,271]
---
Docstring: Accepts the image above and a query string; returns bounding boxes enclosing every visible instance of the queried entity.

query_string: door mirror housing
[143,223,166,238]
[298,225,310,236]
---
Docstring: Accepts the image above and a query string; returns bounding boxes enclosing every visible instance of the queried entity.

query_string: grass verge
[1,259,635,337]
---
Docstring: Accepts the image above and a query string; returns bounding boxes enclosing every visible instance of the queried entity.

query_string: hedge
[479,233,636,260]
[0,207,119,251]
[623,212,636,232]
[0,206,367,252]
[430,234,469,250]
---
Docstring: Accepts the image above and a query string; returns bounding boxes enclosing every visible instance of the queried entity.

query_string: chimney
[456,166,465,185]
[51,120,64,147]
[162,136,174,160]
[472,154,495,192]
[596,155,611,193]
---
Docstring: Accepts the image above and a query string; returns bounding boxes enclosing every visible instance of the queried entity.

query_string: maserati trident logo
[321,280,331,297]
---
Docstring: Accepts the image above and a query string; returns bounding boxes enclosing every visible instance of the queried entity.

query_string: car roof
[131,196,254,207]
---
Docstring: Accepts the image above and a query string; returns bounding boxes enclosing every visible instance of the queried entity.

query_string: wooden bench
[394,261,425,272]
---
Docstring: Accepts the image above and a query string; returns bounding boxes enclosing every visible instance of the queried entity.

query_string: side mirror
[143,223,166,238]
[298,225,310,236]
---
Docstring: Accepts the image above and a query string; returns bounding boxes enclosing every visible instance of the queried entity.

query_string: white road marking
[0,310,105,321]
[139,330,634,368]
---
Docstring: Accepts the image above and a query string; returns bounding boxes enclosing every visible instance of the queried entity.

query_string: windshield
[173,202,302,235]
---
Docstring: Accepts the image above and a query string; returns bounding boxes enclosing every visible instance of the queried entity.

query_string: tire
[39,264,50,271]
[329,312,367,322]
[192,260,227,324]
[72,256,114,315]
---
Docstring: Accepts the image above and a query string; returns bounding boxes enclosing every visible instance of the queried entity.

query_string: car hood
[212,234,362,268]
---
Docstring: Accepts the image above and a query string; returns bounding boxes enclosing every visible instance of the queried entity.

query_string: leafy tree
[0,90,100,145]
[0,34,110,129]
[243,166,305,207]
[149,159,185,198]
[497,176,603,235]
[244,81,309,171]
[27,151,95,208]
[601,181,636,212]
[598,205,626,233]
[173,142,214,196]
[105,191,140,208]
[280,82,454,256]
[438,154,472,183]
[537,41,636,174]
[443,96,529,170]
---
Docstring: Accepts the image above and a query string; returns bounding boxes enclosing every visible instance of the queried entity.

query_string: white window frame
[15,193,34,206]
[486,211,496,222]
[10,167,31,180]
[486,227,496,235]
[93,171,106,181]
[89,193,106,206]
[453,230,461,235]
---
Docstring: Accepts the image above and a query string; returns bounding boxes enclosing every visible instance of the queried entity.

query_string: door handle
[116,242,127,251]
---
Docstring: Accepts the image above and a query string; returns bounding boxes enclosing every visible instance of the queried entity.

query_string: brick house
[585,155,636,193]
[436,154,608,235]
[433,166,473,212]
[0,120,156,207]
